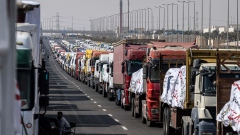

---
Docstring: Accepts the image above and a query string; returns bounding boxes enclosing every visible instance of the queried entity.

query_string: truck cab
[121,49,146,110]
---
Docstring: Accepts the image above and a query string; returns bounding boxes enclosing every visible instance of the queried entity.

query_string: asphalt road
[43,39,164,135]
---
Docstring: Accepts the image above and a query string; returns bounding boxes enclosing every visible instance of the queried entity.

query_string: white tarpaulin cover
[94,60,99,78]
[171,66,186,109]
[81,59,85,70]
[161,68,180,104]
[216,80,240,134]
[102,64,108,82]
[129,68,143,94]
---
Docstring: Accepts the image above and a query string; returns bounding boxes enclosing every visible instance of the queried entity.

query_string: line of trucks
[52,37,240,135]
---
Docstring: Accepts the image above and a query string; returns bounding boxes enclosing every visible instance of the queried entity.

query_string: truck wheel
[91,83,95,89]
[103,88,107,97]
[88,80,90,87]
[124,105,129,111]
[141,115,146,124]
[163,107,171,135]
[131,99,134,117]
[98,85,102,94]
[95,84,98,92]
[147,119,155,127]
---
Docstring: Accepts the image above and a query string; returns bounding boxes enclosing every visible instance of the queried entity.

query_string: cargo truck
[160,49,240,135]
[95,54,109,96]
[112,39,151,108]
[139,42,193,127]
[17,2,50,135]
[88,51,108,89]
[73,52,85,80]
[105,53,115,101]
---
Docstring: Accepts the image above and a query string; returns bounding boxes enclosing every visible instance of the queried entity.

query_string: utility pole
[172,3,179,42]
[209,0,211,48]
[178,1,185,42]
[201,0,204,46]
[128,0,129,36]
[227,0,229,48]
[120,0,123,38]
[237,0,239,49]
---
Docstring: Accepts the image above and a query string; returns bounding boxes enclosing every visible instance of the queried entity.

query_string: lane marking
[102,109,107,111]
[98,105,102,107]
[94,102,97,103]
[108,114,113,117]
[90,99,93,100]
[121,126,128,130]
[114,119,119,122]
[85,94,87,95]
[87,96,90,98]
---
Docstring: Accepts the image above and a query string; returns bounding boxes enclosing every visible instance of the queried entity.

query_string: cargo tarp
[102,64,108,82]
[171,66,186,109]
[129,68,143,94]
[161,68,180,104]
[217,80,240,133]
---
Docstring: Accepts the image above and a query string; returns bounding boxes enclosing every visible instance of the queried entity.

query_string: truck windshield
[202,75,216,96]
[17,69,33,110]
[127,61,142,75]
[150,64,160,82]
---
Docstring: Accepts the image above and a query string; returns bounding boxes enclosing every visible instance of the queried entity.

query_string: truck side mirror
[42,59,46,69]
[96,63,99,71]
[107,66,109,73]
[121,64,125,74]
[124,50,128,56]
[143,64,148,78]
[189,85,195,92]
[143,74,146,79]
[38,71,49,95]
[146,48,150,56]
[39,96,49,107]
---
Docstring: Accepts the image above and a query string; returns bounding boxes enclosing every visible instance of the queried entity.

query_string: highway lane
[43,39,164,135]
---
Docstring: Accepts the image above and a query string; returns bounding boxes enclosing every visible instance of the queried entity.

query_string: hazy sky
[31,0,239,31]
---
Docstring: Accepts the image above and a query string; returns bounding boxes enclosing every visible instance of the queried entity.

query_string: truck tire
[147,119,155,127]
[88,80,90,87]
[141,109,146,124]
[131,99,134,117]
[103,87,107,97]
[98,85,102,94]
[91,82,95,89]
[163,107,171,135]
[124,105,129,111]
[95,84,98,92]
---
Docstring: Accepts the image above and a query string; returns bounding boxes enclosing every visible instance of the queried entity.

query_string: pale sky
[31,0,239,31]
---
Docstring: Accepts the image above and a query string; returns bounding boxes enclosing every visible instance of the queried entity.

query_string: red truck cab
[121,49,146,110]
[141,42,193,127]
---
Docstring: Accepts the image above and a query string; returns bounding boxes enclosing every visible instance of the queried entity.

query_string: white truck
[96,54,109,96]
[105,53,115,101]
[17,1,50,135]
